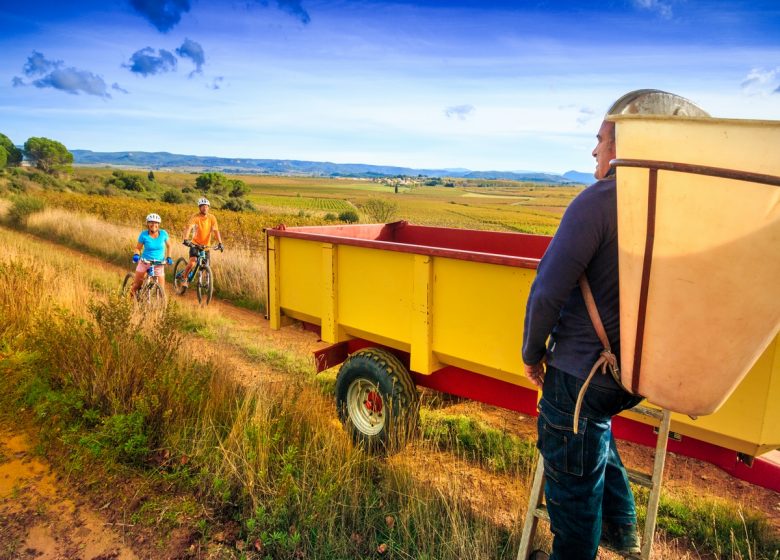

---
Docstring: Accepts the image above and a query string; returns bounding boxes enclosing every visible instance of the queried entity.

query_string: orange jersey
[188,213,219,245]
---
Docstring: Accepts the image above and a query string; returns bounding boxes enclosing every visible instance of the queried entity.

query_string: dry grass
[24,207,266,309]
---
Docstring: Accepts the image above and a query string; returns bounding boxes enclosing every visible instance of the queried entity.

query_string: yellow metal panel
[336,246,413,348]
[278,237,323,322]
[320,243,341,343]
[431,258,535,384]
[761,336,780,452]
[410,254,441,374]
[267,235,281,330]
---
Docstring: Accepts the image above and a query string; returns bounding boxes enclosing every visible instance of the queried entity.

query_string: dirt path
[2,228,778,558]
[0,428,137,560]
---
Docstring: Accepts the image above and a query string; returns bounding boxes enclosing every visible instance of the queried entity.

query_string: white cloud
[740,67,780,96]
[444,104,475,120]
[633,0,673,19]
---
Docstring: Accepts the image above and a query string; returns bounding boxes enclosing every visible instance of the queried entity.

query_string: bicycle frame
[186,244,213,282]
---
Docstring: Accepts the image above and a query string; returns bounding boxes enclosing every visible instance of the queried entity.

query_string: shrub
[228,179,250,198]
[221,198,256,212]
[360,198,398,222]
[106,171,149,192]
[338,210,359,223]
[323,212,337,221]
[7,195,45,225]
[195,172,228,194]
[162,188,185,204]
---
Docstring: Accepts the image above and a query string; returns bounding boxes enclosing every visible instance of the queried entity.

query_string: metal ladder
[516,406,673,560]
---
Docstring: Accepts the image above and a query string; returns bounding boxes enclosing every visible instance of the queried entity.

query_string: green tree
[228,179,250,198]
[106,170,148,192]
[195,172,228,194]
[0,133,23,166]
[0,146,7,169]
[148,170,155,182]
[24,137,73,174]
[360,198,399,222]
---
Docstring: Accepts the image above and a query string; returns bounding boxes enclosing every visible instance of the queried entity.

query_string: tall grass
[0,230,522,559]
[22,207,267,310]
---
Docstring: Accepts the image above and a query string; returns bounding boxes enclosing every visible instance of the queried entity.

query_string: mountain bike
[121,259,167,308]
[173,243,219,305]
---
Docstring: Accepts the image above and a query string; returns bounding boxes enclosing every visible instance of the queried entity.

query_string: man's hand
[183,239,192,247]
[132,253,140,264]
[524,360,546,389]
[216,242,224,252]
[165,257,173,266]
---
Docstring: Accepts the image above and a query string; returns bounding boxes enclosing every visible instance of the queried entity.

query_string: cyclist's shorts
[189,247,210,262]
[136,262,164,277]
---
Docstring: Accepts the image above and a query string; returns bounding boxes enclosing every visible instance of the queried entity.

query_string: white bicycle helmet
[146,213,162,223]
[197,197,210,207]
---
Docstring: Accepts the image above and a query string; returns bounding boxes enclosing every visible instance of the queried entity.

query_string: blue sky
[1,0,779,173]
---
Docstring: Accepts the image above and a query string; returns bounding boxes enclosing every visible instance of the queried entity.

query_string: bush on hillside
[106,170,150,192]
[338,210,359,223]
[7,195,46,226]
[221,198,255,212]
[161,188,185,204]
[359,197,398,223]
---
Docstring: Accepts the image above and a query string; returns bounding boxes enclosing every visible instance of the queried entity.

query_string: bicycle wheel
[196,265,213,305]
[121,273,136,299]
[148,281,166,309]
[173,258,188,295]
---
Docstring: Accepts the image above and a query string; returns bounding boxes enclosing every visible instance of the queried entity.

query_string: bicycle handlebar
[140,258,167,265]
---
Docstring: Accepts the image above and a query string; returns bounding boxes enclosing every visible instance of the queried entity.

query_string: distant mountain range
[70,149,595,185]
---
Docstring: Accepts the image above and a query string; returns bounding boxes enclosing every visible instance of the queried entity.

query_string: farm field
[66,167,583,235]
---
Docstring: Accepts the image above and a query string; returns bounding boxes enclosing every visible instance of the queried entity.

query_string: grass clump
[634,487,780,559]
[421,410,537,474]
[6,194,45,226]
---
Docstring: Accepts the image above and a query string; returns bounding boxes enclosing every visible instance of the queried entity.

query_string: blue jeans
[537,366,643,560]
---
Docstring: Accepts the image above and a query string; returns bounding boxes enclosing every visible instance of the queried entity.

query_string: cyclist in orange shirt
[179,197,224,288]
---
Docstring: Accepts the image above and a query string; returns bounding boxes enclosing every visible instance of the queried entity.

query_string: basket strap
[571,274,630,434]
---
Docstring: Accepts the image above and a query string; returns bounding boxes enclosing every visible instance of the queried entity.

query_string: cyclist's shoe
[601,522,641,554]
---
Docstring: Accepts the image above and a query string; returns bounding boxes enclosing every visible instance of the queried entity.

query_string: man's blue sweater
[522,177,621,387]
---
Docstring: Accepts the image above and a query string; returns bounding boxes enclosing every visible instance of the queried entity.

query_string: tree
[195,172,228,194]
[0,133,23,166]
[148,170,155,182]
[0,147,7,169]
[228,179,250,198]
[107,170,148,192]
[360,198,399,222]
[24,137,73,174]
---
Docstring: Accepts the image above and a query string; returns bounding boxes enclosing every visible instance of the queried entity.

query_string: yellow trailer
[266,220,780,490]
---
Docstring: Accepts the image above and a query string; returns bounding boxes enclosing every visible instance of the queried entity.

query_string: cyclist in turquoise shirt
[130,213,172,297]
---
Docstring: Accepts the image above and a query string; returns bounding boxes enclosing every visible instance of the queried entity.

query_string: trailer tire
[335,347,419,454]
